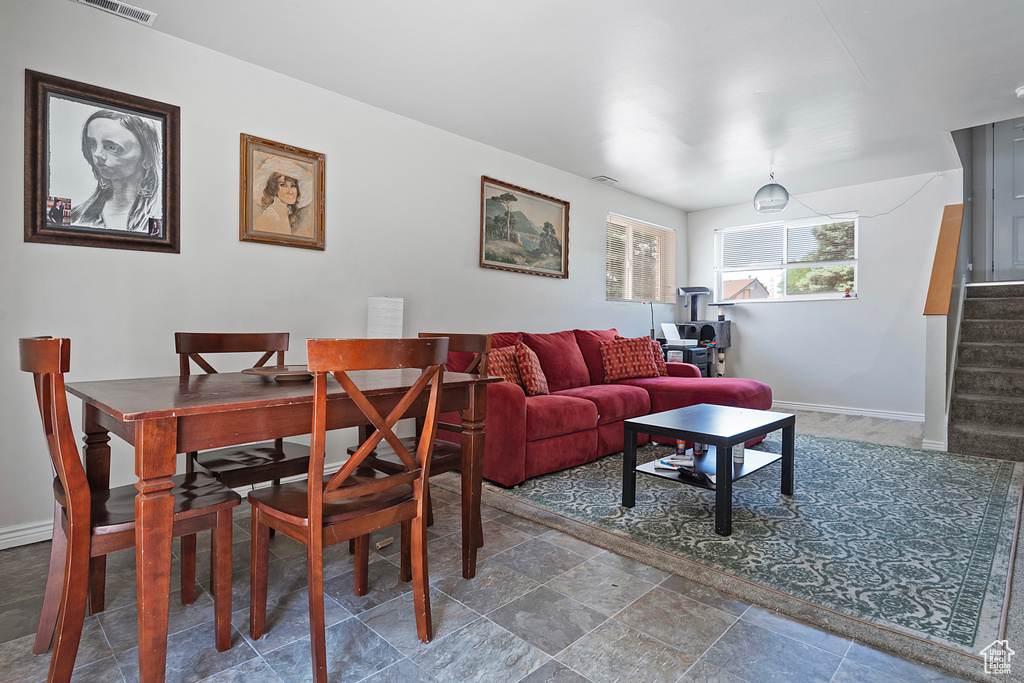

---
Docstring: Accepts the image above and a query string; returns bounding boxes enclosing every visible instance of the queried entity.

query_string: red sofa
[442,329,772,487]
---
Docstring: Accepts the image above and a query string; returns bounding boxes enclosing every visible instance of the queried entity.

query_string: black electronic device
[681,346,709,377]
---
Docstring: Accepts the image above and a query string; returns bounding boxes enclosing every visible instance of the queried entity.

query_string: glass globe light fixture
[753,172,789,213]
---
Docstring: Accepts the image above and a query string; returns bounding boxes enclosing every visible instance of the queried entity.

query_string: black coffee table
[622,404,795,536]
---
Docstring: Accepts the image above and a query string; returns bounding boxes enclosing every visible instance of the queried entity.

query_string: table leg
[715,445,733,536]
[621,427,637,507]
[134,417,177,683]
[83,405,111,614]
[460,383,486,579]
[781,424,795,496]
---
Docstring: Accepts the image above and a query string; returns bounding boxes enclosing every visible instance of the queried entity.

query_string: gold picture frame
[479,176,569,278]
[240,134,325,250]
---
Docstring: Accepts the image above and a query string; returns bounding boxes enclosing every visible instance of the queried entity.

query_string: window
[715,213,857,302]
[606,214,677,302]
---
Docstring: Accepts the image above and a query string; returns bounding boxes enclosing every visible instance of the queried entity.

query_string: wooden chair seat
[192,441,311,489]
[249,474,414,527]
[21,337,240,683]
[53,472,241,531]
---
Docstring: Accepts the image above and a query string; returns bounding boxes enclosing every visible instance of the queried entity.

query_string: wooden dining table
[65,368,497,683]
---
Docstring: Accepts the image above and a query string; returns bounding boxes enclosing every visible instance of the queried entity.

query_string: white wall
[687,171,962,418]
[0,0,686,542]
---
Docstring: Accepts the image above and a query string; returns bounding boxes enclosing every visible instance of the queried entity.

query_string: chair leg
[425,487,434,527]
[180,534,197,605]
[33,502,65,655]
[410,514,433,643]
[87,555,106,614]
[211,509,232,652]
[400,521,412,582]
[353,535,369,597]
[48,525,90,683]
[249,507,270,640]
[307,540,328,683]
[475,512,484,549]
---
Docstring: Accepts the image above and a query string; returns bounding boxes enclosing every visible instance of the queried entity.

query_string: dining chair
[22,337,240,682]
[354,333,489,545]
[175,332,311,594]
[249,337,448,683]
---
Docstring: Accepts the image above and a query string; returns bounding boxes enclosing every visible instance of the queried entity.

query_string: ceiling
[136,0,1024,212]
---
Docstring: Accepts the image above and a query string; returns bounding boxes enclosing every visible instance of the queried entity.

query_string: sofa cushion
[618,376,773,414]
[573,329,619,385]
[554,383,650,426]
[600,336,660,382]
[525,394,598,441]
[488,345,523,387]
[522,330,591,392]
[491,332,523,349]
[515,342,550,396]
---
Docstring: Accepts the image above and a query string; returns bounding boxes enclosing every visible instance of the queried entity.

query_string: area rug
[448,434,1024,660]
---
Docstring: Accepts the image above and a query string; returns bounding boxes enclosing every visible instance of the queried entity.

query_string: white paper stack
[367,297,404,338]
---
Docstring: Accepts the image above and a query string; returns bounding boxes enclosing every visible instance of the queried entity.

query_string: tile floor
[0,480,969,683]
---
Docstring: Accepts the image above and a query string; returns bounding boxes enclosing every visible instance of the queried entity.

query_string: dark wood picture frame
[240,134,325,251]
[24,70,180,253]
[480,176,569,279]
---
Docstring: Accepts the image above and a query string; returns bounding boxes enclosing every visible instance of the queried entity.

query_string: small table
[621,404,795,536]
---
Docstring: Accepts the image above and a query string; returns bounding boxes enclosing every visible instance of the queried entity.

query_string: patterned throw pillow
[649,339,668,376]
[616,335,668,377]
[488,345,523,388]
[600,336,660,382]
[514,342,550,396]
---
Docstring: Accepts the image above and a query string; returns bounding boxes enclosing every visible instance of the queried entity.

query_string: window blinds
[606,215,676,302]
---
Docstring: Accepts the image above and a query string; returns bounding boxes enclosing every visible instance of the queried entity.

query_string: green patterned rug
[478,434,1023,654]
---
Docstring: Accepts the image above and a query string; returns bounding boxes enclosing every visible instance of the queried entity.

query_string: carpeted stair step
[950,393,1024,428]
[957,342,1024,369]
[955,367,1024,398]
[966,283,1024,299]
[964,297,1024,321]
[959,319,1024,344]
[947,422,1024,461]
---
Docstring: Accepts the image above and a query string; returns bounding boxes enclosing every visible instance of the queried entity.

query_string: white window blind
[606,214,676,302]
[715,214,857,302]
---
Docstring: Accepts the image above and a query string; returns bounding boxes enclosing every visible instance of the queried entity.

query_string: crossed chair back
[248,337,448,682]
[175,332,289,377]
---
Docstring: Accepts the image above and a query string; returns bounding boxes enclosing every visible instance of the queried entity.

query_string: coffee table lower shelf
[635,446,782,491]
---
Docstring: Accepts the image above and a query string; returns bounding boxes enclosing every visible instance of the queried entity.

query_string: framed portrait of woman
[24,70,180,253]
[240,134,325,251]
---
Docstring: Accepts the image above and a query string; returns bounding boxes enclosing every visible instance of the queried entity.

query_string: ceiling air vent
[591,175,619,184]
[76,0,157,26]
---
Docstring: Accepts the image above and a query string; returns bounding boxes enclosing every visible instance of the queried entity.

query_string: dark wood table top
[625,403,795,444]
[67,370,497,422]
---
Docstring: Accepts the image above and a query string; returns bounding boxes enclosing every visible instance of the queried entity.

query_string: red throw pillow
[488,345,523,388]
[514,342,550,396]
[649,339,668,376]
[601,337,660,382]
[616,335,668,377]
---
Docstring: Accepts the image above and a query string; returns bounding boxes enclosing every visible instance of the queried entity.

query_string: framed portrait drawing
[480,176,569,278]
[240,134,325,250]
[24,70,180,253]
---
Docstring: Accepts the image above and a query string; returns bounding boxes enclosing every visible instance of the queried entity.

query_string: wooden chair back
[306,338,448,520]
[175,332,290,376]
[20,337,89,526]
[418,332,491,375]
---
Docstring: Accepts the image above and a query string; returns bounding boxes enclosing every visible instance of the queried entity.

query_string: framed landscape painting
[24,70,180,253]
[240,134,325,250]
[480,176,568,278]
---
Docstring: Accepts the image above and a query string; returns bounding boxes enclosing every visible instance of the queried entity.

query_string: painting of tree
[479,176,569,278]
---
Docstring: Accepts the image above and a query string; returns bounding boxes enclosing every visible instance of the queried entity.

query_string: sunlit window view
[716,216,857,302]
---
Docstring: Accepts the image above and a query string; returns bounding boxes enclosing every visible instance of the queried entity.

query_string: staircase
[948,283,1024,460]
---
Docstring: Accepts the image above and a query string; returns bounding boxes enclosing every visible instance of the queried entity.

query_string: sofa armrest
[666,362,701,378]
[480,381,529,486]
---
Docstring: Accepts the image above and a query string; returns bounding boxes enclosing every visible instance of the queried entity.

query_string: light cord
[786,173,941,220]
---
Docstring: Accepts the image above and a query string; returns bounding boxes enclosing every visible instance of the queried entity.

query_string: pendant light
[753,171,789,213]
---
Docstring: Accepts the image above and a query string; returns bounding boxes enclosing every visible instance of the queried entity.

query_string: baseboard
[922,438,948,451]
[770,400,924,423]
[0,519,53,550]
